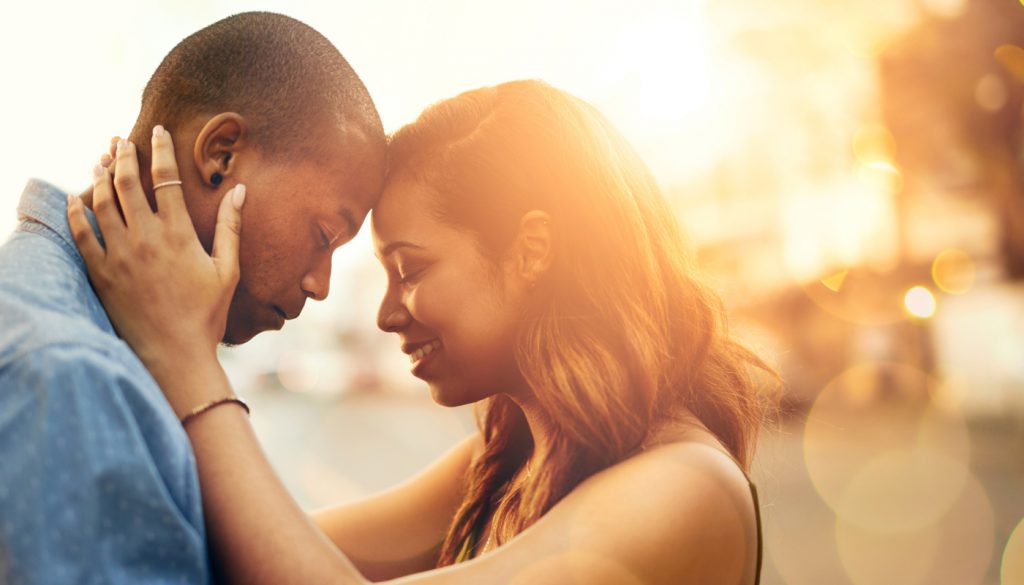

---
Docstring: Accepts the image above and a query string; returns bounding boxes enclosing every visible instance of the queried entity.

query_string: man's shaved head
[130,11,383,157]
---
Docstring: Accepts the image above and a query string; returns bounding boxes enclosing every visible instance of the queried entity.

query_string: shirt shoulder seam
[15,215,81,259]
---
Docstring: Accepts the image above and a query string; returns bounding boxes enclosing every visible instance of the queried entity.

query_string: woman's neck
[504,391,555,467]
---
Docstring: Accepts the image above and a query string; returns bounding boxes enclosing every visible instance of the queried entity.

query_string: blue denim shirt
[0,180,210,584]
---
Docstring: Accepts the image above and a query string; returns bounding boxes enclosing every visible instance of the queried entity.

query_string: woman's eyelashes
[395,257,428,285]
[397,265,424,285]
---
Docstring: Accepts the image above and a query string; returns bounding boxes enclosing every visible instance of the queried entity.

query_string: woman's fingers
[66,194,106,271]
[91,161,126,241]
[111,139,154,228]
[150,125,189,222]
[212,184,246,287]
[99,136,120,169]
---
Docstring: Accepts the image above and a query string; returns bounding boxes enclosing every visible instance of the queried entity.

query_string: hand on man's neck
[76,145,155,212]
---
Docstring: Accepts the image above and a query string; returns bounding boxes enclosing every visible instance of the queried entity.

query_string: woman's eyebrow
[378,241,425,257]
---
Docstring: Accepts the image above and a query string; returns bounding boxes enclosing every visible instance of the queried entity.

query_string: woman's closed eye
[397,265,424,285]
[395,259,428,285]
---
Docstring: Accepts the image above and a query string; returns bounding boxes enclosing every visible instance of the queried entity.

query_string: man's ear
[193,113,248,188]
[512,210,553,285]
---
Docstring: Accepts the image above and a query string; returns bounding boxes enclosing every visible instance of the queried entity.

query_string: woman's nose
[377,295,411,332]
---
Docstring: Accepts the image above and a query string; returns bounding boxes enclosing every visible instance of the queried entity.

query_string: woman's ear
[193,113,248,188]
[513,210,553,285]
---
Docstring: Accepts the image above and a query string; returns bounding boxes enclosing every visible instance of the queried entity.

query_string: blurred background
[2,0,1023,583]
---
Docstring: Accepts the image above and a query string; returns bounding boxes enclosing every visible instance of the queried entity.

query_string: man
[0,12,386,583]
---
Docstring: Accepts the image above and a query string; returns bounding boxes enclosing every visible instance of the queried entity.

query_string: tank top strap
[749,479,763,585]
[685,441,763,585]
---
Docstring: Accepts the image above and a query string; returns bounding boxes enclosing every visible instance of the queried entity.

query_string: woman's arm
[178,363,368,584]
[311,434,483,581]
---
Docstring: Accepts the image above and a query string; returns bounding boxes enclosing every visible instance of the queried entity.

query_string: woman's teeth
[410,340,442,363]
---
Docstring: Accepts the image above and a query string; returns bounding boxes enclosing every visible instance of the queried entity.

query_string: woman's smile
[404,339,443,376]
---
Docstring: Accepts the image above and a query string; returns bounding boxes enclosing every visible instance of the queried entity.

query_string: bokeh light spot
[852,124,897,163]
[857,160,904,195]
[904,286,937,319]
[836,510,941,585]
[821,269,849,292]
[975,73,1009,112]
[922,475,995,585]
[932,248,976,294]
[838,473,994,585]
[837,448,967,533]
[1004,517,1024,585]
[804,363,971,515]
[277,350,321,394]
[995,44,1024,82]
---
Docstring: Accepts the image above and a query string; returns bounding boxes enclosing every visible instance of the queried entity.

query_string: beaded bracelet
[180,396,250,427]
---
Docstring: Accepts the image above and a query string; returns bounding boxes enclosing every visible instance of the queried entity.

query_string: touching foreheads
[132,11,383,157]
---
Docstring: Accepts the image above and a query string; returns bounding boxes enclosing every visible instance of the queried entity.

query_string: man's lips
[273,305,300,320]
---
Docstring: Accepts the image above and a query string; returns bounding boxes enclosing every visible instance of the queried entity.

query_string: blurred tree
[880,0,1024,277]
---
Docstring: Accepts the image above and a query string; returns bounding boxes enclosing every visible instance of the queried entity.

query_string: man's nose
[301,254,332,301]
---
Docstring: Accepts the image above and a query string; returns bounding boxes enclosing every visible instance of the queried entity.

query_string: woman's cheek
[406,284,437,328]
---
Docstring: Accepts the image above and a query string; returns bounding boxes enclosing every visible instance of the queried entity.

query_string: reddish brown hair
[386,80,776,565]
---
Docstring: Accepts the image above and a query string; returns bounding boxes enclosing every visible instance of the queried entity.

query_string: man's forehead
[308,162,377,230]
[307,124,385,209]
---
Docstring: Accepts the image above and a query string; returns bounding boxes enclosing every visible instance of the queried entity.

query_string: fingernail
[93,164,104,178]
[100,153,112,165]
[153,125,165,138]
[117,139,127,152]
[232,184,246,210]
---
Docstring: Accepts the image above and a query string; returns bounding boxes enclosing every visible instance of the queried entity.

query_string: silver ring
[153,180,182,190]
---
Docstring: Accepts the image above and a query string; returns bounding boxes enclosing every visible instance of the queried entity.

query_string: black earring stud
[211,172,223,186]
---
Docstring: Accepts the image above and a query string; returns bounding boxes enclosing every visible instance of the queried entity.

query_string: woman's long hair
[385,80,776,565]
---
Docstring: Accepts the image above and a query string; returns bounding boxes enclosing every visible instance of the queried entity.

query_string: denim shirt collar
[17,178,104,262]
[13,178,113,334]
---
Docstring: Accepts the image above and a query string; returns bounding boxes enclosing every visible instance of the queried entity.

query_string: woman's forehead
[371,190,430,248]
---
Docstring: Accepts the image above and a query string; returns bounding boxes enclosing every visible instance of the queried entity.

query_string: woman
[68,80,774,584]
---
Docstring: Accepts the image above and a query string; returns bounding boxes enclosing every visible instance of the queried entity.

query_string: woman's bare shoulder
[382,430,759,585]
[563,433,759,583]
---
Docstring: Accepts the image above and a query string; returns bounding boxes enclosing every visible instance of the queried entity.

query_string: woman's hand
[67,126,245,409]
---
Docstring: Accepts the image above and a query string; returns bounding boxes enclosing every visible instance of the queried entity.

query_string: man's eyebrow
[379,241,424,257]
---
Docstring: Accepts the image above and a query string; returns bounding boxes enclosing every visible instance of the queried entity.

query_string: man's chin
[223,302,286,346]
[222,324,264,346]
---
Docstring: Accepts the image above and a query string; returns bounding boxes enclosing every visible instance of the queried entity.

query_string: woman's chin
[427,383,478,408]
